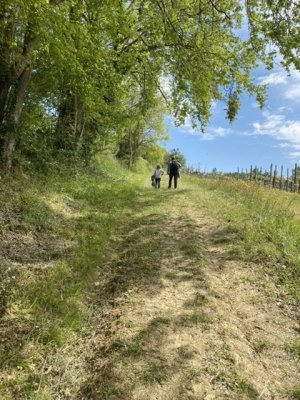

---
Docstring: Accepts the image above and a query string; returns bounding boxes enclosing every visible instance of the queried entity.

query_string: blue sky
[164,65,300,173]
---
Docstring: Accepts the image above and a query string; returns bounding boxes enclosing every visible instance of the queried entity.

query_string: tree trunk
[56,92,85,150]
[0,80,11,127]
[2,66,32,172]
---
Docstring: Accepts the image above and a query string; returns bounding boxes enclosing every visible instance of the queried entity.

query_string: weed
[254,339,271,353]
[165,272,178,280]
[290,388,300,399]
[180,240,202,258]
[235,377,259,399]
[187,368,202,380]
[177,345,196,360]
[286,341,300,361]
[123,343,145,358]
[149,317,172,328]
[141,360,169,384]
[184,293,208,308]
[176,312,212,329]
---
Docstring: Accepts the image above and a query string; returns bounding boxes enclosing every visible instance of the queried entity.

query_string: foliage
[164,148,187,168]
[1,0,285,173]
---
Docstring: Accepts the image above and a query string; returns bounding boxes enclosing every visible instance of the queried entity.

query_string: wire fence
[186,163,300,194]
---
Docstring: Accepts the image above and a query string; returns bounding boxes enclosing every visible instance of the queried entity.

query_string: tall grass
[0,154,141,398]
[187,176,300,301]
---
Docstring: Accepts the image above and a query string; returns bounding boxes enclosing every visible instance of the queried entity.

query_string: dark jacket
[168,160,181,176]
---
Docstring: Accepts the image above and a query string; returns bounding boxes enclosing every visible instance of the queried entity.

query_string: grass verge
[186,175,300,302]
[0,154,142,399]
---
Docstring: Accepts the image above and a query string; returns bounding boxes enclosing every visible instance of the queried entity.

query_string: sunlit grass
[186,175,300,301]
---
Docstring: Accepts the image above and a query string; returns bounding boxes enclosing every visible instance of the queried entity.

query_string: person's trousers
[155,178,161,188]
[168,174,178,189]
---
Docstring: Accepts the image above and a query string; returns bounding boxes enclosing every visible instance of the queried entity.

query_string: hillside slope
[0,163,299,399]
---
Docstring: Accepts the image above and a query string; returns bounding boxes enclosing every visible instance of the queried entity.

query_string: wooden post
[250,165,253,181]
[294,163,298,193]
[273,165,277,188]
[287,168,289,192]
[254,166,257,181]
[280,165,283,190]
[269,163,273,187]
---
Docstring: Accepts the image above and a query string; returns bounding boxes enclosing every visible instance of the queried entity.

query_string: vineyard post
[294,163,298,193]
[250,165,253,181]
[273,165,277,188]
[254,166,257,181]
[287,168,289,192]
[260,167,262,185]
[269,163,273,187]
[280,165,283,190]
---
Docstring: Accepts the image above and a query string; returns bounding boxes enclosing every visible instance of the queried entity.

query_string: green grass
[253,339,271,353]
[235,377,259,399]
[177,345,196,360]
[290,388,300,399]
[141,360,169,384]
[286,341,300,361]
[176,311,212,329]
[1,160,299,398]
[0,155,143,398]
[187,175,300,301]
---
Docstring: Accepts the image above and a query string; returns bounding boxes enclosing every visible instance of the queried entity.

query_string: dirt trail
[80,189,299,400]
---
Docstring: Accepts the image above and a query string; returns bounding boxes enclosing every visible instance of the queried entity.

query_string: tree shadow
[79,197,212,399]
[0,183,182,394]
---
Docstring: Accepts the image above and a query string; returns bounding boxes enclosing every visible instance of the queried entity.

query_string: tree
[117,94,169,168]
[2,1,297,173]
[246,0,300,71]
[164,148,186,168]
[0,0,63,171]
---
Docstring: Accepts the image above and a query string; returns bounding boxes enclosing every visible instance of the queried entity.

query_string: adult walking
[168,156,181,189]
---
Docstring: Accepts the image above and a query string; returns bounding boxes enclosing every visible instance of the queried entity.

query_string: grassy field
[186,175,300,301]
[0,157,299,399]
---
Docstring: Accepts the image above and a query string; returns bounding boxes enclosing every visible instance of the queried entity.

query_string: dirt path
[79,188,299,400]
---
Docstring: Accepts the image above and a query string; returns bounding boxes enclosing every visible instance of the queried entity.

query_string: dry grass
[0,165,299,399]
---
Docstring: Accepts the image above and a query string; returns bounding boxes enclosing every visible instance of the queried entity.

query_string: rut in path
[79,188,299,400]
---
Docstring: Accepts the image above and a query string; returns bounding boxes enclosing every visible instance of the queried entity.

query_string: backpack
[151,174,155,187]
[170,161,180,174]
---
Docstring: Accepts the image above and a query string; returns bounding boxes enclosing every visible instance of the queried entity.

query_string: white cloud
[201,126,232,141]
[178,117,197,135]
[250,111,300,160]
[252,111,285,132]
[289,151,300,158]
[257,67,300,104]
[277,142,293,148]
[289,68,300,81]
[177,117,232,140]
[258,72,287,85]
[284,85,300,102]
[277,106,294,113]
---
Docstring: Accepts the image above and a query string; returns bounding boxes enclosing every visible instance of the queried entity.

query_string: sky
[163,64,300,174]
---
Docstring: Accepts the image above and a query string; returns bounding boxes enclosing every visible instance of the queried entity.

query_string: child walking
[153,165,164,188]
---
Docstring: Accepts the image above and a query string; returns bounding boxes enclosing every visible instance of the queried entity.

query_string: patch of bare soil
[79,192,299,400]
